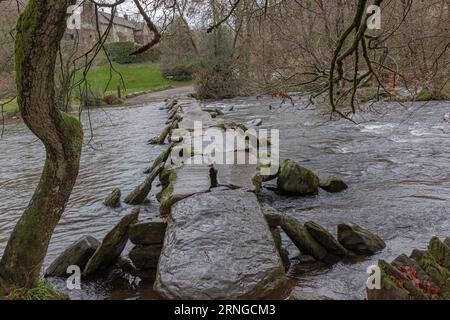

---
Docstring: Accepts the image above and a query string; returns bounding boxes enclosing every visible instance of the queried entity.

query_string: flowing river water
[0,97,449,299]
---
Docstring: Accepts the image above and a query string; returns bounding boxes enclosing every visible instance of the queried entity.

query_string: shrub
[161,64,193,81]
[415,88,449,102]
[105,41,137,64]
[193,27,241,99]
[159,18,197,81]
[103,94,123,105]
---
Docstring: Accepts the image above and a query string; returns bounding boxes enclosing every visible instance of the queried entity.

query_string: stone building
[64,1,153,50]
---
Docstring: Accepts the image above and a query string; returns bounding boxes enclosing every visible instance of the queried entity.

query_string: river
[0,97,449,299]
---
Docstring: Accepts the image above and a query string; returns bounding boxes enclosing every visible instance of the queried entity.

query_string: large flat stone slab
[159,164,213,215]
[154,189,285,299]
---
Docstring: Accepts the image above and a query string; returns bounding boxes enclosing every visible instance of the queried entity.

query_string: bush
[105,42,137,64]
[159,18,197,81]
[193,27,241,99]
[161,64,193,81]
[415,88,449,102]
[103,94,123,105]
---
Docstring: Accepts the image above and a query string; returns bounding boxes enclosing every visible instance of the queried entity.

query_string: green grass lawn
[1,62,191,115]
[1,98,18,115]
[78,62,190,95]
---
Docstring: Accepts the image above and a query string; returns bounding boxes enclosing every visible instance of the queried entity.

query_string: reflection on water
[1,97,449,300]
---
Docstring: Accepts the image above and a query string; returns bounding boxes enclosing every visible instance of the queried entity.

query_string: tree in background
[160,17,197,81]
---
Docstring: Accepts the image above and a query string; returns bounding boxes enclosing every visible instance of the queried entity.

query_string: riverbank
[0,84,195,124]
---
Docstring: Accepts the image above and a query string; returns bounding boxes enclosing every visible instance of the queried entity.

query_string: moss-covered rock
[124,163,164,205]
[129,217,167,245]
[104,188,121,208]
[305,221,351,257]
[45,236,100,277]
[428,236,450,269]
[337,223,386,255]
[279,213,329,262]
[129,244,163,270]
[410,249,450,297]
[277,159,320,195]
[83,208,139,277]
[143,145,172,174]
[319,176,348,193]
[158,164,212,216]
[367,259,425,300]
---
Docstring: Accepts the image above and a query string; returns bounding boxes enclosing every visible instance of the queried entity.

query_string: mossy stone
[337,223,386,255]
[104,188,121,208]
[428,236,450,269]
[277,159,320,195]
[319,176,348,193]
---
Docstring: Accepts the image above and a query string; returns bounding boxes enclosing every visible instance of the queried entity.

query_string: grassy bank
[77,62,190,96]
[1,62,191,116]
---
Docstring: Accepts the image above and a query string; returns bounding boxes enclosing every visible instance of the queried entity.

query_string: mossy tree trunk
[0,0,83,290]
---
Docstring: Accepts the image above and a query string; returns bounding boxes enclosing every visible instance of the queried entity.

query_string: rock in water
[83,208,139,277]
[319,176,348,193]
[125,163,165,205]
[428,236,450,269]
[410,249,450,295]
[279,214,328,262]
[304,221,351,256]
[277,159,320,195]
[104,189,121,208]
[392,254,440,293]
[337,223,386,255]
[45,236,100,277]
[247,119,263,127]
[159,164,212,216]
[143,146,172,174]
[367,260,421,300]
[154,189,285,299]
[129,217,167,245]
[129,244,163,270]
[289,291,334,300]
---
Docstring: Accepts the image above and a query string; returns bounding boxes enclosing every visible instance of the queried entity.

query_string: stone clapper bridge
[46,98,386,299]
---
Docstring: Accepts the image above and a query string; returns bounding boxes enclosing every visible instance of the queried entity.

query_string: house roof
[99,12,138,30]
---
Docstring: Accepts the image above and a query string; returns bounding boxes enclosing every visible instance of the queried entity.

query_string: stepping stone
[154,189,285,299]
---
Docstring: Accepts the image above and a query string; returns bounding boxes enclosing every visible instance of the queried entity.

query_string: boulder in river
[337,223,386,255]
[410,249,450,294]
[154,189,285,299]
[124,163,165,205]
[83,208,139,277]
[247,118,263,127]
[392,254,440,294]
[129,217,167,245]
[319,176,348,193]
[444,237,450,248]
[428,236,450,269]
[279,213,329,262]
[277,160,320,195]
[143,145,172,175]
[304,221,351,257]
[367,259,422,300]
[45,236,100,277]
[129,244,163,270]
[103,188,121,208]
[289,290,334,300]
[214,162,262,192]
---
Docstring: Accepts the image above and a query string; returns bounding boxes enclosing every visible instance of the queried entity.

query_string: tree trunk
[0,0,82,290]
